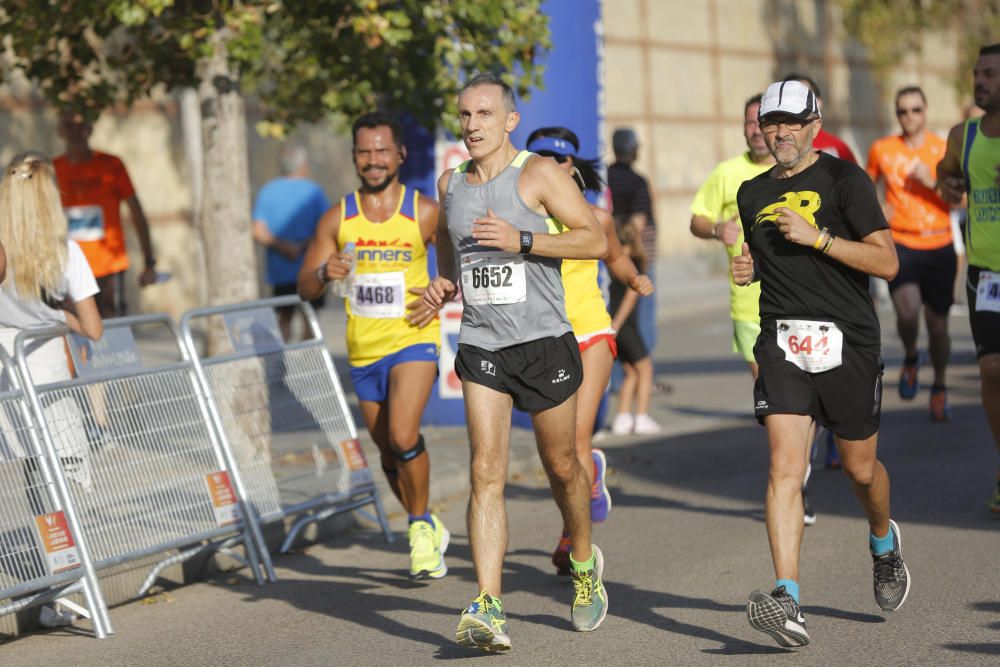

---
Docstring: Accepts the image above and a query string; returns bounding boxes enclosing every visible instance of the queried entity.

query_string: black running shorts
[888,243,957,315]
[455,332,583,413]
[614,318,648,364]
[753,320,883,441]
[967,265,1000,358]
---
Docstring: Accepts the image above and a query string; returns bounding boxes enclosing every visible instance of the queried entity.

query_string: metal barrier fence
[15,315,276,607]
[179,297,392,553]
[0,345,111,637]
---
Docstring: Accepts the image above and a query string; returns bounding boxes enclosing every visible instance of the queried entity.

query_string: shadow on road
[602,402,1000,534]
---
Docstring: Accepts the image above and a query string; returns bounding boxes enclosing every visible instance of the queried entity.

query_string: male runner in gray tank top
[423,73,608,652]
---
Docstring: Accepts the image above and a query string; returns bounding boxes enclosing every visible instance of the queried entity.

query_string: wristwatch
[519,230,534,255]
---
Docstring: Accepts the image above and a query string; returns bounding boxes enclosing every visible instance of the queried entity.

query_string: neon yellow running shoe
[571,545,608,631]
[456,591,510,652]
[408,518,446,580]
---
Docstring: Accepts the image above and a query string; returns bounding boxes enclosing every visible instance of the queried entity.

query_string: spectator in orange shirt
[54,113,157,318]
[866,86,955,421]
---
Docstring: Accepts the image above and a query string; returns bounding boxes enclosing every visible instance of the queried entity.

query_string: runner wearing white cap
[732,80,910,647]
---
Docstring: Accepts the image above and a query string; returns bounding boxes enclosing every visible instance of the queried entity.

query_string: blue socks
[408,511,432,525]
[870,528,894,556]
[776,578,800,604]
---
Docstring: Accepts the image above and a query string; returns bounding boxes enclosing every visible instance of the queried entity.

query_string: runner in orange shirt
[866,86,955,421]
[54,113,157,317]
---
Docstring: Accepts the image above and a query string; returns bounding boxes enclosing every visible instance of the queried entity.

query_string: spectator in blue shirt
[252,144,331,340]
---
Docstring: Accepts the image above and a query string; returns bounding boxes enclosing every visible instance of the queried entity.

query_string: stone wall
[601,0,968,259]
[0,1,973,316]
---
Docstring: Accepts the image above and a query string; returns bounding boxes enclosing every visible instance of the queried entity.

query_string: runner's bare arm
[773,205,898,280]
[691,213,741,245]
[406,194,444,327]
[600,207,653,295]
[936,123,966,205]
[512,157,607,259]
[63,295,103,340]
[424,171,458,309]
[297,203,347,300]
[824,229,898,281]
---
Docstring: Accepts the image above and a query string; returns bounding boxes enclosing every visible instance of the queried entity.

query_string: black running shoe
[746,586,809,647]
[872,519,911,611]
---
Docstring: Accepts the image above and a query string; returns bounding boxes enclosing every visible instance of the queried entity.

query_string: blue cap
[526,135,576,156]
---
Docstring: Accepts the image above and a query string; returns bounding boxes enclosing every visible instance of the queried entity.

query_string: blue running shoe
[898,358,919,400]
[591,449,611,523]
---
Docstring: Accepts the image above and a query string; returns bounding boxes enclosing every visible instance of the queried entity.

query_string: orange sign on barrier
[340,439,367,472]
[34,511,82,574]
[205,471,239,526]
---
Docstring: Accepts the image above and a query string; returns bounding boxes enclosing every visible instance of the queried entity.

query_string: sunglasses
[536,150,571,163]
[759,117,816,132]
[896,107,924,116]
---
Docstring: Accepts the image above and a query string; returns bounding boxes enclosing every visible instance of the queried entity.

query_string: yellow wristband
[813,227,829,250]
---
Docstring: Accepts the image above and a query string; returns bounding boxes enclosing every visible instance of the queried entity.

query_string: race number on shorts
[351,272,405,318]
[66,205,105,242]
[976,271,1000,314]
[776,319,843,373]
[460,251,527,306]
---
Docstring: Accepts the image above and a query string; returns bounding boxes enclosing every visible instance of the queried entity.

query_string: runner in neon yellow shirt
[690,94,773,376]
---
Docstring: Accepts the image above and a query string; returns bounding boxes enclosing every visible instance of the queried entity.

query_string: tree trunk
[197,29,258,353]
[196,31,271,463]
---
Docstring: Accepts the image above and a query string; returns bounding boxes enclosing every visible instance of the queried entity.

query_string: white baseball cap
[759,80,821,120]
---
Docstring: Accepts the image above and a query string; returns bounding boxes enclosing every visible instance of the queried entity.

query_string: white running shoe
[610,413,634,435]
[632,413,661,435]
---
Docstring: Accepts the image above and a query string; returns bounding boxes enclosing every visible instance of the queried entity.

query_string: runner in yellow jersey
[937,44,1000,511]
[299,112,449,579]
[525,127,653,575]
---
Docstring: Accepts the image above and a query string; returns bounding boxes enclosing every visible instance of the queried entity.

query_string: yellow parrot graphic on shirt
[752,191,822,231]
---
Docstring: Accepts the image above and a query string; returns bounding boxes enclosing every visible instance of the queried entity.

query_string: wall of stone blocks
[601,0,970,259]
[0,1,977,316]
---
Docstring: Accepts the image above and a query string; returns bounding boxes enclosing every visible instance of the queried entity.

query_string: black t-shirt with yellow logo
[736,152,888,350]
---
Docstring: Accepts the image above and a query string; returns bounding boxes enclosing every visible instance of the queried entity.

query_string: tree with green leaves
[838,0,1000,100]
[0,1,550,328]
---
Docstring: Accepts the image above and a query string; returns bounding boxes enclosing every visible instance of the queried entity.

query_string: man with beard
[690,94,820,526]
[298,111,448,580]
[423,73,608,652]
[732,80,909,648]
[937,44,1000,512]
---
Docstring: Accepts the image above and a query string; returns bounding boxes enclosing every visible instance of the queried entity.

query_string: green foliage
[838,0,1000,99]
[0,1,550,132]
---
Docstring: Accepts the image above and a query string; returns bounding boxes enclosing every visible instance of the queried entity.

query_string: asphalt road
[2,287,998,665]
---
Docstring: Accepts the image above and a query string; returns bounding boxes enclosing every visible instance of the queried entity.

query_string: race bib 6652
[460,251,526,306]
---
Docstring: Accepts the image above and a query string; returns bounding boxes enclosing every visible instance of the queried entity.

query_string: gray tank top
[444,150,570,350]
